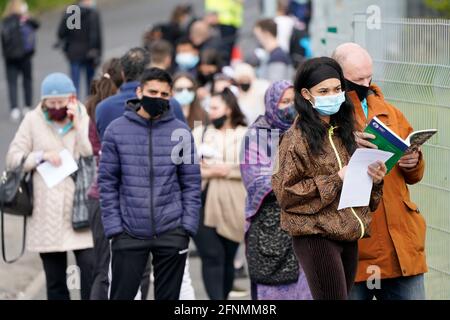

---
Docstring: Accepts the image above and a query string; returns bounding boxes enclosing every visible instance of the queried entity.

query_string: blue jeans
[70,60,96,97]
[349,274,425,300]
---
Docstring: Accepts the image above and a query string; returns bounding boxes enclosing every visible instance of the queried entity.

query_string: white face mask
[174,89,195,106]
[309,91,346,116]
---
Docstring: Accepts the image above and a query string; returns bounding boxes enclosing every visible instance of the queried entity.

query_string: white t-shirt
[274,15,296,53]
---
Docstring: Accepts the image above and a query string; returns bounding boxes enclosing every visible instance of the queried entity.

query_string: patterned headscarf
[263,80,294,132]
[240,80,295,232]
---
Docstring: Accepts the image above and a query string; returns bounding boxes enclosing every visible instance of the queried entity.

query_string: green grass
[1,0,74,15]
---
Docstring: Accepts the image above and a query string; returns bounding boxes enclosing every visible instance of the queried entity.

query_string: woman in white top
[192,88,248,300]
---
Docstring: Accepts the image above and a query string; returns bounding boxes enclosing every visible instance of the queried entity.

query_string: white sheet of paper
[338,148,394,210]
[37,149,78,189]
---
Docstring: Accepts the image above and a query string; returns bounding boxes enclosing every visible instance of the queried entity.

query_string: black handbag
[0,158,33,263]
[72,156,96,230]
[247,193,299,285]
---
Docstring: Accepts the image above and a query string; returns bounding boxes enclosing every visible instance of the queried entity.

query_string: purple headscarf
[240,80,294,232]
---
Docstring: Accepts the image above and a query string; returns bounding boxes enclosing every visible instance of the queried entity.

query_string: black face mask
[141,96,169,118]
[239,83,251,92]
[198,72,215,86]
[212,115,227,129]
[345,79,371,101]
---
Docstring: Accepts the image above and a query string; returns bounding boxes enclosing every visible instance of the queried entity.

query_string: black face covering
[345,79,371,101]
[197,72,215,86]
[141,96,169,118]
[212,115,227,129]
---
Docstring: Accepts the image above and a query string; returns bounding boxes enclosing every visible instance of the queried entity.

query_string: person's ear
[165,56,172,69]
[136,86,143,100]
[301,88,312,102]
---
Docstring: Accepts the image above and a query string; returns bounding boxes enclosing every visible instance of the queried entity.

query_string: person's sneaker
[22,106,32,116]
[10,108,21,122]
[228,285,250,298]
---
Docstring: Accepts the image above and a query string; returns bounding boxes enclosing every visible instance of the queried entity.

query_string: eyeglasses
[174,87,195,93]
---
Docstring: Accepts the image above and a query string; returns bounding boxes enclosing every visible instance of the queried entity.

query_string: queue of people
[2,0,428,302]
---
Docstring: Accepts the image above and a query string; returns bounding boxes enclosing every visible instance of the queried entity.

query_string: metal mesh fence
[310,0,407,56]
[351,17,450,300]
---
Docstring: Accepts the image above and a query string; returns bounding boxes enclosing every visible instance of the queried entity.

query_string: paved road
[30,253,251,300]
[0,0,259,300]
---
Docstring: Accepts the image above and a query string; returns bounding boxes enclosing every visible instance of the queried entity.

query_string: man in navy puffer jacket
[98,68,201,300]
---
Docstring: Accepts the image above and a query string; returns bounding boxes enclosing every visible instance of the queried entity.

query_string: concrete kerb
[17,271,45,300]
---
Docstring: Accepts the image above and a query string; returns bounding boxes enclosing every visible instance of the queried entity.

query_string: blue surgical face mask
[277,104,297,123]
[176,53,199,70]
[309,91,346,116]
[174,89,195,106]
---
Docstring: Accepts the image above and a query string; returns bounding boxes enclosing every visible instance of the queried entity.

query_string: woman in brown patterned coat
[272,57,387,300]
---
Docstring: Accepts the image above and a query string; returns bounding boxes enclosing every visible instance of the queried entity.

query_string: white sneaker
[228,286,250,298]
[22,106,32,116]
[10,108,21,122]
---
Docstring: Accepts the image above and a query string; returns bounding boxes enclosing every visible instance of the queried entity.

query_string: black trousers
[292,235,358,300]
[193,207,239,300]
[110,227,189,300]
[219,25,238,65]
[5,55,33,110]
[39,249,94,300]
[87,198,150,300]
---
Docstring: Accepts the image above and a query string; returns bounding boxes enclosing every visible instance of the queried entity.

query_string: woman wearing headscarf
[240,80,311,300]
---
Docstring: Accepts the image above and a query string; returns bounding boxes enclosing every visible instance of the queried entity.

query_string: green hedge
[1,0,74,15]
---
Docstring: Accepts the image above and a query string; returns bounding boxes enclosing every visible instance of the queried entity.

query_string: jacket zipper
[328,126,365,240]
[149,120,157,239]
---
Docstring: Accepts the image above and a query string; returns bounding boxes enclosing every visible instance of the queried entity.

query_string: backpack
[1,15,36,60]
[20,22,36,54]
[1,16,25,60]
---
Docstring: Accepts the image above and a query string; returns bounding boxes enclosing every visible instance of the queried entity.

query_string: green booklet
[364,116,437,172]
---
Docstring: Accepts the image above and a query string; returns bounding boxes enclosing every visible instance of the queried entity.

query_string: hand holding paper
[367,161,387,185]
[338,148,393,210]
[37,149,78,189]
